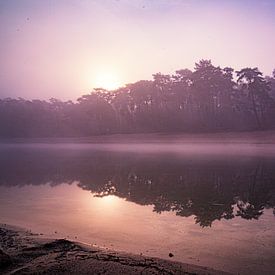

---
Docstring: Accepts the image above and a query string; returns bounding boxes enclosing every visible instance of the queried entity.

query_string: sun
[93,71,122,91]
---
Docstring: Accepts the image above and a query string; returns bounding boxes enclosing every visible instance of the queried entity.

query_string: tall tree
[236,68,272,129]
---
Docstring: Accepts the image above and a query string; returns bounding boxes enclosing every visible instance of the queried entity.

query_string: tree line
[1,60,275,137]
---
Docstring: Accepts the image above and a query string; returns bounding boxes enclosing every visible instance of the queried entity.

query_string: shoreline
[0,130,275,144]
[0,224,230,275]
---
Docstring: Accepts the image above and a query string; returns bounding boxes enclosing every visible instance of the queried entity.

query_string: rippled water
[0,142,275,274]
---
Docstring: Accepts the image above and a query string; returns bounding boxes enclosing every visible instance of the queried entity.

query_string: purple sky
[0,0,275,100]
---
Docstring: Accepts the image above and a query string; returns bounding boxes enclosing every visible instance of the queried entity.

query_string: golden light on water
[88,194,122,216]
[98,195,119,207]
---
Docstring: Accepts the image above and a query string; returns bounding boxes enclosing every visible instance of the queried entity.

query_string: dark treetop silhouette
[1,146,274,227]
[1,60,275,137]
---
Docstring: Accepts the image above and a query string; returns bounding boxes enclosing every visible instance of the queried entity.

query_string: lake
[0,142,275,274]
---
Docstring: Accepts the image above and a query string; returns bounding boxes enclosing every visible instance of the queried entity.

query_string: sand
[0,224,230,275]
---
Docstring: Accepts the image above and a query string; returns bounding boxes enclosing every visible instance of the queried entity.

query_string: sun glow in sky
[93,69,123,91]
[0,0,275,100]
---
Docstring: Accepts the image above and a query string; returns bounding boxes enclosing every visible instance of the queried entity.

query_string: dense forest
[1,60,275,137]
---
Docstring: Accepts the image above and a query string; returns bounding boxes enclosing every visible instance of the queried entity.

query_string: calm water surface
[0,142,275,274]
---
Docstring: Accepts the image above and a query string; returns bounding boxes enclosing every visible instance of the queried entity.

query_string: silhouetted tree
[236,68,273,129]
[0,61,275,137]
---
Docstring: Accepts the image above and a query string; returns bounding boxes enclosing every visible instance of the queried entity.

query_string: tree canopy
[1,60,275,137]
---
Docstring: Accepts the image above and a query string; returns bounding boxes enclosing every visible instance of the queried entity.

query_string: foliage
[1,60,275,137]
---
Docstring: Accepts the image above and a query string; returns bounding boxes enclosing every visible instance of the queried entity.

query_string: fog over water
[0,140,275,274]
[1,0,275,273]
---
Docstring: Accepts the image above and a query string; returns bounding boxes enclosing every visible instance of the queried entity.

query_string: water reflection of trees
[0,147,274,227]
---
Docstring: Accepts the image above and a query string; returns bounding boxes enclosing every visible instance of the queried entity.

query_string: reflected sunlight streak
[92,195,121,213]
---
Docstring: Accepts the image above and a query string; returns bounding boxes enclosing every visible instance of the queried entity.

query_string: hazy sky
[0,0,275,100]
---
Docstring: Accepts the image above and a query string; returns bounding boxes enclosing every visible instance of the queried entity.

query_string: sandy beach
[0,224,230,275]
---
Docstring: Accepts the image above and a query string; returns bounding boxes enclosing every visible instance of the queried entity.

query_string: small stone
[169,252,174,257]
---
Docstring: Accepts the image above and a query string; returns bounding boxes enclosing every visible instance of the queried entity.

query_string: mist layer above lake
[0,142,275,274]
